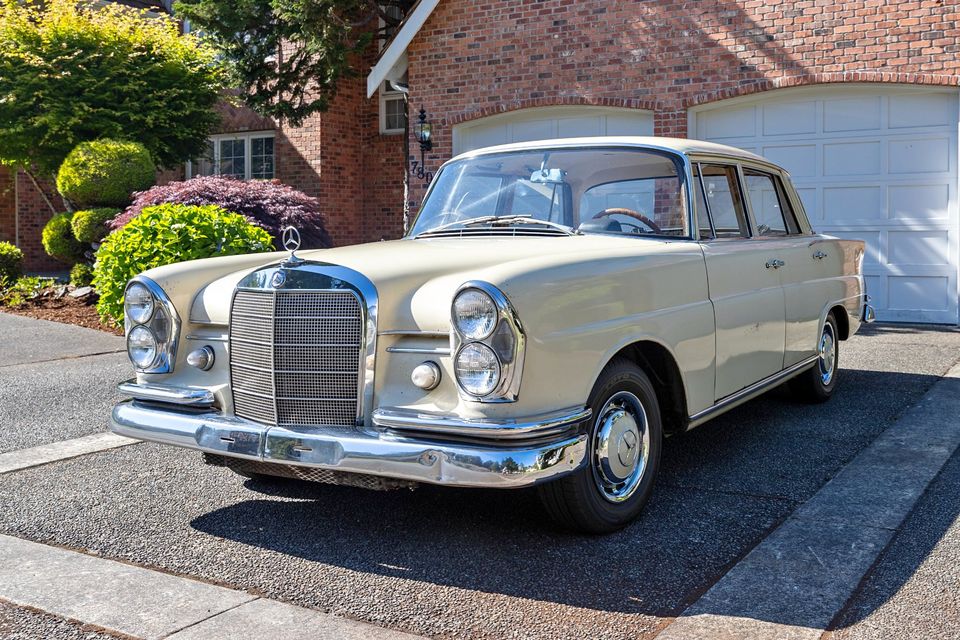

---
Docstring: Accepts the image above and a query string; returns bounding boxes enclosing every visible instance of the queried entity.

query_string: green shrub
[71,208,120,244]
[70,263,95,288]
[0,276,55,308]
[57,140,155,208]
[0,241,24,283]
[94,204,273,323]
[42,212,86,264]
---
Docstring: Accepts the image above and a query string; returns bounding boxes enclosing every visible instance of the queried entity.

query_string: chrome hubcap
[819,323,836,385]
[592,391,650,503]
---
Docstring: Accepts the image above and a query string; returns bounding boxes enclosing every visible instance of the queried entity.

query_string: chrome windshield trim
[117,380,215,407]
[372,405,591,440]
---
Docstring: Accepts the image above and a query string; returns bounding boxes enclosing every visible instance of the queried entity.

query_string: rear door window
[696,164,750,238]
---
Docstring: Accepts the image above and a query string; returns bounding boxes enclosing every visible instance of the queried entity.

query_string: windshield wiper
[416,214,578,237]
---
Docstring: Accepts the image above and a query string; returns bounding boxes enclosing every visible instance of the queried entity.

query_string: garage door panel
[889,276,950,312]
[698,106,756,139]
[761,144,817,177]
[694,87,959,323]
[890,93,957,129]
[511,119,554,143]
[824,141,882,176]
[824,97,882,132]
[889,184,951,220]
[823,186,883,221]
[453,107,653,156]
[889,137,951,174]
[887,230,951,266]
[763,101,817,136]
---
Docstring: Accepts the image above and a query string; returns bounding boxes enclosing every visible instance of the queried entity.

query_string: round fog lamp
[411,361,441,390]
[127,325,159,369]
[455,343,501,397]
[125,282,155,325]
[453,289,497,340]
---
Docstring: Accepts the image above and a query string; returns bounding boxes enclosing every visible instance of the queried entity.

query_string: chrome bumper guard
[111,400,589,488]
[118,379,215,407]
[862,295,876,324]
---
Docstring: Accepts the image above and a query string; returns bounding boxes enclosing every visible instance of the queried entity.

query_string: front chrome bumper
[110,400,589,488]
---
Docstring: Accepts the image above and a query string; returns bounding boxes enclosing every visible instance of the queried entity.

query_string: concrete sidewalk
[657,362,960,640]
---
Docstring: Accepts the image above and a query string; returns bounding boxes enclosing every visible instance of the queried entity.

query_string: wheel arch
[829,304,850,340]
[601,340,689,436]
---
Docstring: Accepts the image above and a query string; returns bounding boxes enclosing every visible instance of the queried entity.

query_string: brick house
[4,0,959,323]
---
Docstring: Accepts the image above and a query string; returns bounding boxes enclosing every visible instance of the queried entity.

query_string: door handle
[765,258,785,269]
[812,250,828,260]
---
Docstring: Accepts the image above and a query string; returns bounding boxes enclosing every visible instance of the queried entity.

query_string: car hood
[189,235,680,331]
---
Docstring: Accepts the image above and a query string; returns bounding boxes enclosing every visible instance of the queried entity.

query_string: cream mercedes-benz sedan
[111,137,874,533]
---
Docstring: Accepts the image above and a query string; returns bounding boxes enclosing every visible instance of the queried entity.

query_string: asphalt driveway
[0,313,958,639]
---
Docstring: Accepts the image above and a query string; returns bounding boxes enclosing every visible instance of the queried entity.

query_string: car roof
[451,136,773,166]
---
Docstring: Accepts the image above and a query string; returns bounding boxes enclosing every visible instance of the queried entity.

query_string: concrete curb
[656,362,960,640]
[0,433,138,475]
[0,534,423,640]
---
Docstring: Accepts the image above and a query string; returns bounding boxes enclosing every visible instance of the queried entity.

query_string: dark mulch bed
[3,289,123,335]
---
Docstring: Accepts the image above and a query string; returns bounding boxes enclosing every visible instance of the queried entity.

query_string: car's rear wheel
[789,312,840,403]
[537,359,662,534]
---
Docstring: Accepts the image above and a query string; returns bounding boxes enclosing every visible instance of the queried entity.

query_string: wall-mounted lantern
[413,107,433,181]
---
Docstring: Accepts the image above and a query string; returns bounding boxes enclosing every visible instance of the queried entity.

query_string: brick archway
[447,96,662,127]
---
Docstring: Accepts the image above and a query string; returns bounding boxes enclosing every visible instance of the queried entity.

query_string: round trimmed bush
[109,176,332,249]
[56,140,156,208]
[42,212,86,264]
[94,203,274,323]
[0,241,24,284]
[71,208,120,243]
[70,263,95,287]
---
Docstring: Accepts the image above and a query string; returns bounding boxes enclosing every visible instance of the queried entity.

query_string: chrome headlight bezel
[450,281,525,402]
[124,276,180,374]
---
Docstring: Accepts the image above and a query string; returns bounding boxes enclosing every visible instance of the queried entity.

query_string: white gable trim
[366,0,440,98]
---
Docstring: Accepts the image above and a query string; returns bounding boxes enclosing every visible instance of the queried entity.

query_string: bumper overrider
[110,391,591,488]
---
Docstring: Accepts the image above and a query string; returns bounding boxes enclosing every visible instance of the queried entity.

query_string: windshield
[410,148,689,238]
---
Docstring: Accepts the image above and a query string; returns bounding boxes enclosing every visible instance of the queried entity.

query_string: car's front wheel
[537,359,663,534]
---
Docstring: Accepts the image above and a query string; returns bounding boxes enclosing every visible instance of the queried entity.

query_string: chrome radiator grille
[229,289,363,427]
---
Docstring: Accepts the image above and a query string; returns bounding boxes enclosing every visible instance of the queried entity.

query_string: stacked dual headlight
[451,283,525,401]
[124,278,178,373]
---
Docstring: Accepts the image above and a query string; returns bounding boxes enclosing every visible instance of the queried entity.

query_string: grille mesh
[229,289,363,428]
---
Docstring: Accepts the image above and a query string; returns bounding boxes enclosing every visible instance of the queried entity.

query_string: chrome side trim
[379,330,449,338]
[117,380,215,407]
[687,354,819,428]
[186,334,228,343]
[386,346,452,355]
[110,400,587,488]
[373,405,591,440]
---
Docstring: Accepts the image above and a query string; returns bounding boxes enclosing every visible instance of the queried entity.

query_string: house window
[188,132,275,180]
[380,83,407,135]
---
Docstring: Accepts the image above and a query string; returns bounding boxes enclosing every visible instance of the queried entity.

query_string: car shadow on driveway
[190,366,956,623]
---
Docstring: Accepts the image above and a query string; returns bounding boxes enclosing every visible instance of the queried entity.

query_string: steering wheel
[593,208,662,234]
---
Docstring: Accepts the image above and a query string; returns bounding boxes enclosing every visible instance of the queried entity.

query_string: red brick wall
[272,57,406,247]
[16,171,66,273]
[404,0,960,202]
[0,167,15,246]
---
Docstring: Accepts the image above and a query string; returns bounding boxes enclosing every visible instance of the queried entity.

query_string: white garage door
[692,86,960,324]
[453,106,654,155]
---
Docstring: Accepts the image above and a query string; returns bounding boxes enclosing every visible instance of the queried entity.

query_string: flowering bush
[110,176,332,249]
